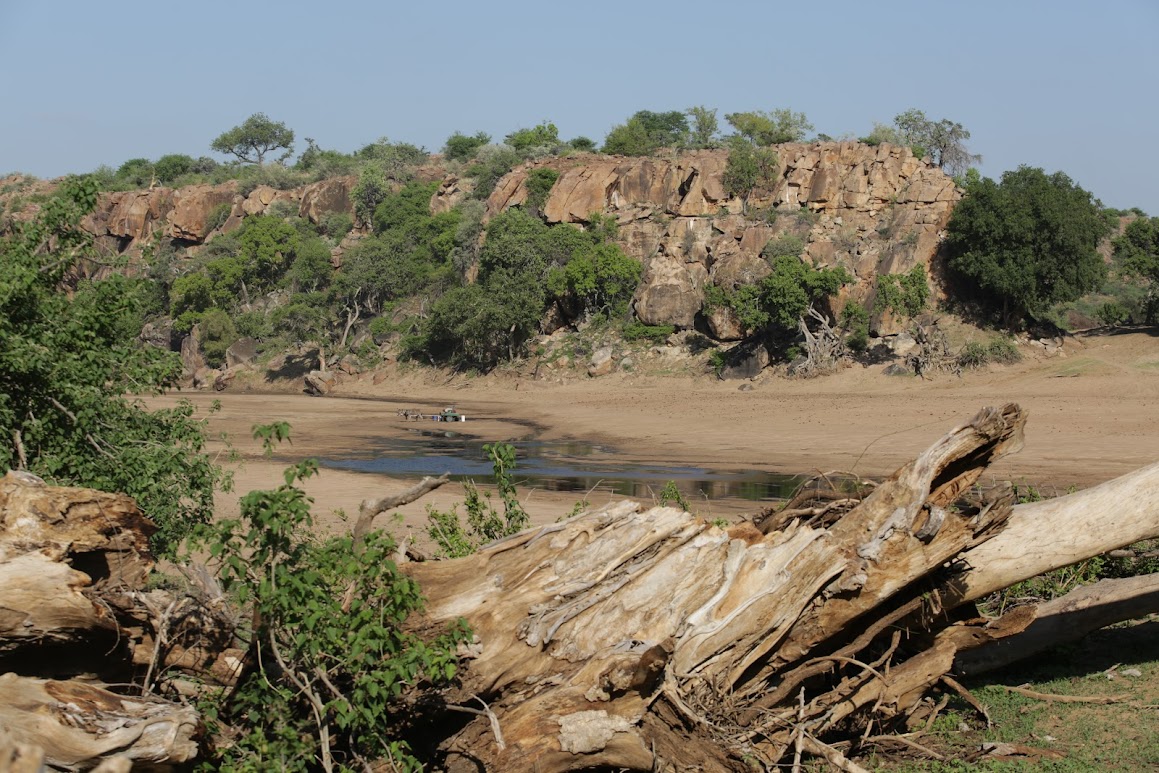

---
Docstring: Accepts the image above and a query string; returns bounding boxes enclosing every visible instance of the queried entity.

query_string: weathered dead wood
[0,471,155,660]
[410,405,1034,770]
[0,674,200,769]
[946,461,1159,604]
[954,572,1159,676]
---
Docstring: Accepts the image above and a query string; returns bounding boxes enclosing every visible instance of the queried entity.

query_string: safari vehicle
[436,406,465,422]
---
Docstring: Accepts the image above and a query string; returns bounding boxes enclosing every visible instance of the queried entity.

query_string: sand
[151,329,1159,543]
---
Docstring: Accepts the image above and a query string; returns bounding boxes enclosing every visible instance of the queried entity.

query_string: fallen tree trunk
[0,674,200,769]
[405,404,1159,771]
[955,572,1159,676]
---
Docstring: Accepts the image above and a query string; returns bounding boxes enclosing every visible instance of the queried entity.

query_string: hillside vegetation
[1,107,1150,393]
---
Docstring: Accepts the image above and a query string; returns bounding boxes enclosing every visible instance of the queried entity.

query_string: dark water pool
[316,429,802,503]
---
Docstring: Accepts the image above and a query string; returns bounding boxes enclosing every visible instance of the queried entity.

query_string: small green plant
[708,348,727,378]
[426,442,530,557]
[957,336,1022,369]
[1095,300,1129,326]
[658,480,692,512]
[760,234,805,260]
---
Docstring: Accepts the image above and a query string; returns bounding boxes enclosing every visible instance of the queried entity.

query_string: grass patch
[875,619,1159,770]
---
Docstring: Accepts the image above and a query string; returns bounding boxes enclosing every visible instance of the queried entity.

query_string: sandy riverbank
[152,328,1159,545]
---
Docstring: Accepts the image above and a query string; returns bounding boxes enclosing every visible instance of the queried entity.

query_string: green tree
[1113,216,1159,322]
[602,110,689,155]
[686,105,720,148]
[946,167,1112,322]
[725,109,813,145]
[548,242,641,317]
[211,112,295,165]
[722,136,779,208]
[153,154,195,184]
[443,130,491,162]
[892,108,980,176]
[199,307,239,367]
[505,122,560,154]
[0,176,225,553]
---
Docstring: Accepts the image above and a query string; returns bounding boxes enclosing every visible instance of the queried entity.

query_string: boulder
[888,331,918,355]
[179,329,205,377]
[167,183,238,242]
[704,305,748,342]
[103,188,174,242]
[299,177,356,224]
[192,367,220,390]
[719,342,769,380]
[587,346,615,378]
[139,318,173,350]
[304,370,336,396]
[633,254,706,328]
[225,337,260,369]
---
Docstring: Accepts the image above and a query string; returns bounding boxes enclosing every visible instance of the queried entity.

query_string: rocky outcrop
[471,143,960,330]
[69,177,359,256]
[299,176,356,224]
[168,183,239,241]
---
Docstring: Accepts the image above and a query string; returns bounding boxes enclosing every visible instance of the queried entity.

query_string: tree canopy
[945,166,1112,322]
[725,109,813,145]
[0,177,224,553]
[211,113,295,165]
[1113,215,1159,321]
[892,109,980,176]
[602,110,689,155]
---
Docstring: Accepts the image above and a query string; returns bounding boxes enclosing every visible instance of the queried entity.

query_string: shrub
[466,144,521,200]
[319,211,353,240]
[761,234,805,260]
[505,122,560,154]
[1096,300,1130,326]
[875,265,930,320]
[443,130,491,162]
[199,307,238,367]
[196,451,469,770]
[986,336,1021,364]
[525,167,559,214]
[153,154,195,184]
[839,302,870,352]
[623,321,674,342]
[426,442,530,557]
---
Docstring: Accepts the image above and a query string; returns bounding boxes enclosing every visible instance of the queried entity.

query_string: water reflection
[316,432,802,502]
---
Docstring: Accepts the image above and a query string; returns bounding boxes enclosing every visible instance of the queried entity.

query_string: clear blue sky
[2,0,1155,212]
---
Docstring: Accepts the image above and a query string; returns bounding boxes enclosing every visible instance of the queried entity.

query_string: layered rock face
[75,176,359,256]
[480,143,959,334]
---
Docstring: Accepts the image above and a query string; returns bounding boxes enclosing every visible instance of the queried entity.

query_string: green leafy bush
[199,308,238,367]
[504,121,560,154]
[874,265,930,319]
[525,167,559,214]
[623,321,674,342]
[761,234,805,260]
[197,449,469,771]
[0,176,225,554]
[958,337,1022,368]
[426,442,530,557]
[443,130,491,162]
[206,202,231,233]
[839,302,870,352]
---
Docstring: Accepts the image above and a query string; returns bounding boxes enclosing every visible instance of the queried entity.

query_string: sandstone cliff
[476,143,960,336]
[2,142,959,340]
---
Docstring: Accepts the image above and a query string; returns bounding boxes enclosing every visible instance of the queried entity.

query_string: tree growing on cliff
[722,136,779,211]
[686,105,720,148]
[892,108,981,176]
[725,109,813,145]
[0,176,226,553]
[946,166,1111,323]
[602,110,689,155]
[211,113,295,165]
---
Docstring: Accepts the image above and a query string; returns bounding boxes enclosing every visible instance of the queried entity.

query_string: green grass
[873,618,1159,771]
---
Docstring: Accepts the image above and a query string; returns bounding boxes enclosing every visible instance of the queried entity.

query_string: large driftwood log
[0,471,154,666]
[407,404,1159,771]
[0,675,200,769]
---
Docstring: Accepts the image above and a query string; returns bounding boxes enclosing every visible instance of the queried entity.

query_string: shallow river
[316,427,803,504]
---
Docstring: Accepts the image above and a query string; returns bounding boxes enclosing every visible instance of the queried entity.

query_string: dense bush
[602,110,689,155]
[0,176,225,554]
[443,130,491,162]
[875,265,930,320]
[525,167,559,214]
[945,166,1112,323]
